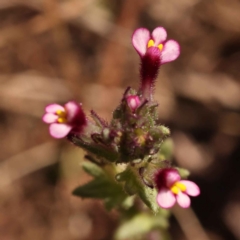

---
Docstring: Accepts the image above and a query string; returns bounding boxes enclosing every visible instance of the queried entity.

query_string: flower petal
[176,191,191,208]
[64,101,86,128]
[132,28,150,57]
[157,188,176,209]
[45,104,64,113]
[161,40,180,64]
[152,27,167,45]
[49,123,72,138]
[65,101,80,121]
[180,180,200,196]
[165,169,181,187]
[42,113,58,124]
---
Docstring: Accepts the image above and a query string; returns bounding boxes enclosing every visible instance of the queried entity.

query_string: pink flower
[42,101,86,139]
[132,27,180,64]
[126,95,141,112]
[154,168,200,209]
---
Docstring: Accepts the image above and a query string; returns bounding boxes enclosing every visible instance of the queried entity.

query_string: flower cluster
[43,27,199,210]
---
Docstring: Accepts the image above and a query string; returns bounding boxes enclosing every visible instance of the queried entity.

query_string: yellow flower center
[147,39,154,48]
[170,182,186,195]
[147,40,163,51]
[56,109,67,123]
[158,43,163,51]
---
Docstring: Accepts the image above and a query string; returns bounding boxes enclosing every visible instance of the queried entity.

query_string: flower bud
[126,95,141,112]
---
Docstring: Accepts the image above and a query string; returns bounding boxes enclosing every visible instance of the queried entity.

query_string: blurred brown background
[0,0,240,239]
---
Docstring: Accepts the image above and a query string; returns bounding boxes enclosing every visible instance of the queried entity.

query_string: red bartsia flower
[154,168,200,209]
[132,27,180,100]
[132,27,180,64]
[43,101,86,139]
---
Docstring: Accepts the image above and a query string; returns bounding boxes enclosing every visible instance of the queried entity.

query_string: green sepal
[90,110,107,128]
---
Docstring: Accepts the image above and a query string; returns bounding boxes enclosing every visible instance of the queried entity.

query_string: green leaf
[73,177,116,199]
[114,213,169,240]
[70,136,119,162]
[73,163,128,209]
[137,184,160,214]
[119,167,160,214]
[82,161,105,177]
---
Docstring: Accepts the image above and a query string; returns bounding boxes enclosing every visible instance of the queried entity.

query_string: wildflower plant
[43,26,200,239]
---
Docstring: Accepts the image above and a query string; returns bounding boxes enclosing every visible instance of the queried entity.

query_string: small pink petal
[152,27,167,45]
[132,28,151,57]
[165,169,181,188]
[49,123,72,138]
[176,191,191,208]
[65,101,80,122]
[157,188,176,209]
[161,40,180,64]
[180,180,200,196]
[45,104,64,113]
[42,113,58,124]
